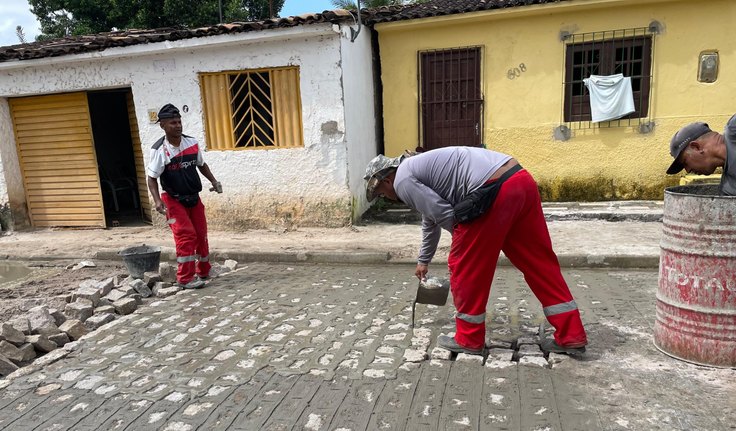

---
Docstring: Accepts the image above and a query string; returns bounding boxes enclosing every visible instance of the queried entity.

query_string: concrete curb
[5,251,660,269]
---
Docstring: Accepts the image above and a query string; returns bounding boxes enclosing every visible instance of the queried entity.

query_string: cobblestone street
[0,263,734,430]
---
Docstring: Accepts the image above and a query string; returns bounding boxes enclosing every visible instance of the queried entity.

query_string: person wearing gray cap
[364,147,588,356]
[666,115,736,195]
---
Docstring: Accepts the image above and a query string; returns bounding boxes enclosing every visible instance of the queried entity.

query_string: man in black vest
[146,104,222,289]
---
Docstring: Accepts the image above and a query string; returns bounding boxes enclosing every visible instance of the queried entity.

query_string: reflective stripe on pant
[448,169,588,350]
[162,193,212,284]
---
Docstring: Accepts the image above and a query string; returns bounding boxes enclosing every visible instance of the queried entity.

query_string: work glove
[209,181,223,193]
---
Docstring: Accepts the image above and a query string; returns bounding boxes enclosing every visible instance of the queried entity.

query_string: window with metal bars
[199,66,303,150]
[562,28,654,128]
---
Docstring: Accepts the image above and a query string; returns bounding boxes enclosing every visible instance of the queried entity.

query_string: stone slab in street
[0,263,733,430]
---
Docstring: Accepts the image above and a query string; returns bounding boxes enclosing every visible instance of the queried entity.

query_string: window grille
[199,66,303,150]
[561,27,655,131]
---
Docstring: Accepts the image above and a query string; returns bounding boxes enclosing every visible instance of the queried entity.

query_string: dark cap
[666,122,712,174]
[156,103,181,122]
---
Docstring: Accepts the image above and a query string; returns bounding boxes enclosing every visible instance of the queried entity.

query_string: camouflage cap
[364,154,403,201]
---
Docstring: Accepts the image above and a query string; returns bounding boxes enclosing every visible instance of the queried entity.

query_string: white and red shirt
[147,135,205,196]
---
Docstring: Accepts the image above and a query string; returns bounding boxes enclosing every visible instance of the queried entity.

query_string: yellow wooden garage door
[9,92,105,227]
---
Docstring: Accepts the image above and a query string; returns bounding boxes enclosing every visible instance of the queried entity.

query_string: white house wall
[0,23,367,229]
[340,25,379,219]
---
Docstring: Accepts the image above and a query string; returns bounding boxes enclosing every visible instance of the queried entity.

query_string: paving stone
[0,354,19,376]
[104,289,128,302]
[49,308,67,327]
[85,313,116,330]
[430,347,452,360]
[403,348,428,363]
[48,332,71,348]
[26,334,57,353]
[517,336,538,346]
[35,323,61,337]
[0,340,24,363]
[73,286,102,307]
[95,304,116,315]
[98,277,115,296]
[28,305,57,333]
[145,271,162,287]
[519,356,549,368]
[156,285,182,298]
[486,348,514,361]
[159,262,177,283]
[130,279,153,298]
[59,319,88,341]
[17,343,36,362]
[65,301,94,322]
[518,344,544,357]
[0,322,26,345]
[223,259,238,271]
[456,353,484,363]
[113,297,138,315]
[7,317,31,335]
[79,279,100,290]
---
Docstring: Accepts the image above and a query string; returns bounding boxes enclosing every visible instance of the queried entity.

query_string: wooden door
[420,47,483,150]
[9,93,105,227]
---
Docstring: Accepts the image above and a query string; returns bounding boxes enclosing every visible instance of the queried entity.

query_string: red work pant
[162,193,211,284]
[448,169,588,350]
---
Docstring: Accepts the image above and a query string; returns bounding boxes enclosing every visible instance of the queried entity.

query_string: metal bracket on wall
[553,125,572,141]
[639,121,656,134]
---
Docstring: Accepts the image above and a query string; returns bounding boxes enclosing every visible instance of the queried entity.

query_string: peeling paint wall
[0,24,376,229]
[377,0,736,200]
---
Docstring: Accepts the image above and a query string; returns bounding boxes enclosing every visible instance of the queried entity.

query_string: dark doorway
[88,90,143,226]
[420,47,483,151]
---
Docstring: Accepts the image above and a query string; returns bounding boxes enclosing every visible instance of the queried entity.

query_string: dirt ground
[0,260,127,323]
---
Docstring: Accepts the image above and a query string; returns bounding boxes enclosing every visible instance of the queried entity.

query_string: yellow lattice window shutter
[200,67,303,150]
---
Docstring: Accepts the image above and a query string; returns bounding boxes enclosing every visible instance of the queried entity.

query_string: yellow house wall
[377,0,736,200]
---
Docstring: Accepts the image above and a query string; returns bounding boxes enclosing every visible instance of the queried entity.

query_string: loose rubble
[0,259,236,378]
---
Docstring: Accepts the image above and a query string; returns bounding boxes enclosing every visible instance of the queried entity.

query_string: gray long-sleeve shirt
[393,147,512,264]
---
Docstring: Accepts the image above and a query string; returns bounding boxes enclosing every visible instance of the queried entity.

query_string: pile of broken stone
[0,259,237,378]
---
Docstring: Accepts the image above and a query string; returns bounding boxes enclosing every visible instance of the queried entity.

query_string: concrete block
[224,259,238,270]
[517,336,538,346]
[78,279,99,290]
[518,344,544,358]
[519,356,549,368]
[59,320,87,341]
[85,313,116,330]
[112,298,138,315]
[26,334,57,353]
[457,353,484,364]
[64,301,94,323]
[0,323,26,345]
[486,348,514,362]
[403,349,428,363]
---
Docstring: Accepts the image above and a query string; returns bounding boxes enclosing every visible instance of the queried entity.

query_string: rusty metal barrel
[654,184,736,367]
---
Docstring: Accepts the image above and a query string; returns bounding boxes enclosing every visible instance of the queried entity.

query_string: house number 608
[507,63,527,80]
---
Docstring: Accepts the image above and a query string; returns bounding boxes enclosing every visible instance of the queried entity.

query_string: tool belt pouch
[453,164,522,224]
[175,194,200,208]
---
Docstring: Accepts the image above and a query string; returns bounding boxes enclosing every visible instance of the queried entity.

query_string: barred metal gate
[419,47,483,151]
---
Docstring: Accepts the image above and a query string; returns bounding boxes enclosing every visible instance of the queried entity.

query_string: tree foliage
[29,0,285,41]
